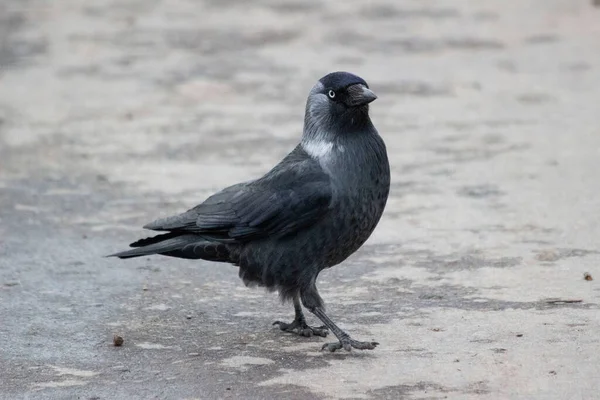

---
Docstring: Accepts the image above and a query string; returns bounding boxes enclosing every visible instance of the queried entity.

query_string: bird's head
[304,72,377,139]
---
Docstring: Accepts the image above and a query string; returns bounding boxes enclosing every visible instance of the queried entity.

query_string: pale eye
[328,90,336,99]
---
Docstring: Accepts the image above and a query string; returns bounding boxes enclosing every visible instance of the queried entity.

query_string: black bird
[109,72,390,352]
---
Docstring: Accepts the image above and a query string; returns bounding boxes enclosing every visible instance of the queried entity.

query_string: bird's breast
[320,139,390,267]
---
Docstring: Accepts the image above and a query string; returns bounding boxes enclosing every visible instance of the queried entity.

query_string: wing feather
[142,147,332,243]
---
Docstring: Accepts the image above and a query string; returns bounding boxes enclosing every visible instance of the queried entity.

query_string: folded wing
[144,156,332,243]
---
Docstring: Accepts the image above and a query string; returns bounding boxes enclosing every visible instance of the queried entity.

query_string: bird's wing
[194,179,331,242]
[144,152,332,243]
[142,182,250,233]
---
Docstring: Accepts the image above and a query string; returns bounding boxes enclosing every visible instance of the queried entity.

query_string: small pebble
[113,335,124,346]
[186,315,193,320]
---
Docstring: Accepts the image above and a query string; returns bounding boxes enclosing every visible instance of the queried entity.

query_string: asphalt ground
[1,1,599,399]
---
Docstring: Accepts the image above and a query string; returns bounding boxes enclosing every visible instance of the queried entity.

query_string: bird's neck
[301,113,378,162]
[302,106,373,143]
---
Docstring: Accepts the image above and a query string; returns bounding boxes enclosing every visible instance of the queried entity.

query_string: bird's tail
[107,232,232,261]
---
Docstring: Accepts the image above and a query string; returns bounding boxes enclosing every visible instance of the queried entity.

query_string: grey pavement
[1,0,599,399]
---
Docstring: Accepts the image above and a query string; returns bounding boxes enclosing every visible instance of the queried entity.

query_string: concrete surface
[1,0,599,399]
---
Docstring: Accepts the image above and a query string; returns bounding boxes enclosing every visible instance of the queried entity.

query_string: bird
[109,71,390,352]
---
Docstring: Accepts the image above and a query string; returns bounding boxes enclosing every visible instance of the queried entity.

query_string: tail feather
[129,232,182,248]
[107,234,200,259]
[108,233,235,262]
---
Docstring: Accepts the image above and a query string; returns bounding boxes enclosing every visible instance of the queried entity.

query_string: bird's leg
[273,294,328,337]
[311,307,378,352]
[301,286,378,352]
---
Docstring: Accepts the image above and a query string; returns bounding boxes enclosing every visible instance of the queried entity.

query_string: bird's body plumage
[110,71,390,351]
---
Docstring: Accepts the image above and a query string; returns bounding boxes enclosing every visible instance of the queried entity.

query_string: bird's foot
[273,319,328,338]
[321,338,379,352]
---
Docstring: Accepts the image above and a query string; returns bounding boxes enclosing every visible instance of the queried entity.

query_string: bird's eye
[328,90,336,99]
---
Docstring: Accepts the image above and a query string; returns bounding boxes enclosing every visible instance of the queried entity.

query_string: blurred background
[1,0,599,399]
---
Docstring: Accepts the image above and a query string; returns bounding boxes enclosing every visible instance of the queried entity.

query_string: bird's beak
[346,84,378,107]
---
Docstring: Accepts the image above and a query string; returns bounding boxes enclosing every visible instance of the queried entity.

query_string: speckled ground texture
[1,0,599,399]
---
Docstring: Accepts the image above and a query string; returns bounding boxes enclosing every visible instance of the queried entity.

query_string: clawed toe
[273,320,328,338]
[321,341,343,352]
[322,339,379,352]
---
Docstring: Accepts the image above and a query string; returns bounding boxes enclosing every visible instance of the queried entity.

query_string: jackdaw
[109,71,390,352]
